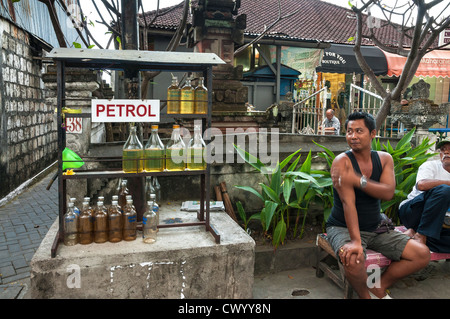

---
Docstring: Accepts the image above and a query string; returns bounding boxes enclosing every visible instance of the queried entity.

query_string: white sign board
[92,99,160,122]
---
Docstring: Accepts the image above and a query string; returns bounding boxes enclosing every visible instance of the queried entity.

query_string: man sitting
[399,136,450,253]
[319,109,340,135]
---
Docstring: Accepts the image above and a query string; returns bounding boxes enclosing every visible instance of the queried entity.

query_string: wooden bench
[315,226,450,299]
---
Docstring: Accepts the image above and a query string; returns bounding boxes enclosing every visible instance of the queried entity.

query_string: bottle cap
[127,199,133,204]
[68,202,74,207]
[150,194,156,199]
[112,200,118,205]
[173,124,180,129]
[97,201,104,206]
[126,195,132,199]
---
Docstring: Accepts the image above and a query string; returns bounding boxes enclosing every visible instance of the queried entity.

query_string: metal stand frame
[49,49,223,258]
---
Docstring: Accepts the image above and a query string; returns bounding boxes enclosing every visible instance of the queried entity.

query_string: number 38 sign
[66,117,82,134]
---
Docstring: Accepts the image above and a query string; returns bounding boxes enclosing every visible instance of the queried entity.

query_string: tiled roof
[140,0,417,47]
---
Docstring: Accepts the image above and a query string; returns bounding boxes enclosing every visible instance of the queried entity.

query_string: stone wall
[0,18,57,199]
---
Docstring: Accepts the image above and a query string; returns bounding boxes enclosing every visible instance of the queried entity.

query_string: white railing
[292,87,328,134]
[349,83,404,137]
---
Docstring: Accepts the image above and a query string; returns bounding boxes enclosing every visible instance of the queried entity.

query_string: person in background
[399,136,450,253]
[319,108,340,135]
[326,111,430,299]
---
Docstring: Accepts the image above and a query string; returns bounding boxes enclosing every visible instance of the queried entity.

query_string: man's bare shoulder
[375,150,394,165]
[332,152,351,167]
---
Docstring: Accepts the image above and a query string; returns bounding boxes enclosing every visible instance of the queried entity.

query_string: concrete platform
[29,204,255,299]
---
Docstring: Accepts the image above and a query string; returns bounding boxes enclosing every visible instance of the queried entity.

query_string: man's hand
[339,241,364,266]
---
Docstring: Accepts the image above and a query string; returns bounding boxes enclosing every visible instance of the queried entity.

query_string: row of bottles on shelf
[167,76,207,114]
[63,180,160,246]
[123,124,206,173]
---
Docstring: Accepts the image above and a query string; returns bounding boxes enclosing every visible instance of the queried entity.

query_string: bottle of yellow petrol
[180,78,194,114]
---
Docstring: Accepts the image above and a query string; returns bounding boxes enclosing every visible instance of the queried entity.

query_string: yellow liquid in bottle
[167,85,180,114]
[187,148,206,170]
[123,149,143,173]
[165,148,185,171]
[144,149,165,172]
[194,89,207,114]
[180,86,194,114]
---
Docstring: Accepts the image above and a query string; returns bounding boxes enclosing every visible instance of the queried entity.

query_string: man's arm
[417,179,450,191]
[358,152,395,201]
[331,154,363,265]
[414,161,450,191]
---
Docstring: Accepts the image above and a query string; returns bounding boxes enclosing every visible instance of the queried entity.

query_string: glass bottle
[123,199,137,241]
[94,201,108,243]
[108,200,122,243]
[79,201,94,244]
[145,176,155,201]
[126,195,135,209]
[150,193,159,229]
[186,124,206,170]
[123,126,144,173]
[69,197,80,216]
[143,200,157,244]
[144,125,165,172]
[64,202,79,246]
[165,124,185,171]
[180,78,194,114]
[152,176,161,204]
[167,76,180,114]
[194,77,208,114]
[118,179,130,211]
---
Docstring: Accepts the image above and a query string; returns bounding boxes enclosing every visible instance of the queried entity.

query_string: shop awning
[382,49,450,77]
[316,44,388,75]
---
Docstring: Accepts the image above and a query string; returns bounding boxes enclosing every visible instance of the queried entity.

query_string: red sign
[91,99,160,122]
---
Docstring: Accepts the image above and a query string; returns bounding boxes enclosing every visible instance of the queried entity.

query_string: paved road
[0,168,58,297]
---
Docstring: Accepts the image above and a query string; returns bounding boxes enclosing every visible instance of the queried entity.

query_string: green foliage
[371,128,436,223]
[234,145,332,249]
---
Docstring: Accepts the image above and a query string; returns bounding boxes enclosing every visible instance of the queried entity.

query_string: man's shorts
[325,226,410,262]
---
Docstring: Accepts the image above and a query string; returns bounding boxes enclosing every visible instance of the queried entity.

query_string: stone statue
[411,79,430,99]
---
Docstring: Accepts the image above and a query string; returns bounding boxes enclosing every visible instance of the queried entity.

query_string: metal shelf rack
[48,48,225,257]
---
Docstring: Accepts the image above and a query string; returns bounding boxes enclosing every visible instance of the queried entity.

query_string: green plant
[234,145,331,249]
[371,128,436,223]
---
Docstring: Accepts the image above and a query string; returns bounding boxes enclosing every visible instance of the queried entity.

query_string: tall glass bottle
[79,201,94,244]
[123,126,144,173]
[165,124,185,171]
[180,78,194,114]
[123,199,137,241]
[152,176,162,204]
[118,179,129,210]
[64,202,79,246]
[187,124,206,170]
[150,193,159,229]
[94,201,108,243]
[108,200,122,243]
[194,77,208,114]
[143,200,157,244]
[167,76,180,114]
[69,197,80,216]
[144,125,165,172]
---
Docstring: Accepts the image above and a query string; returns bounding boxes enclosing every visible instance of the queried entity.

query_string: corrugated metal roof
[0,0,82,49]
